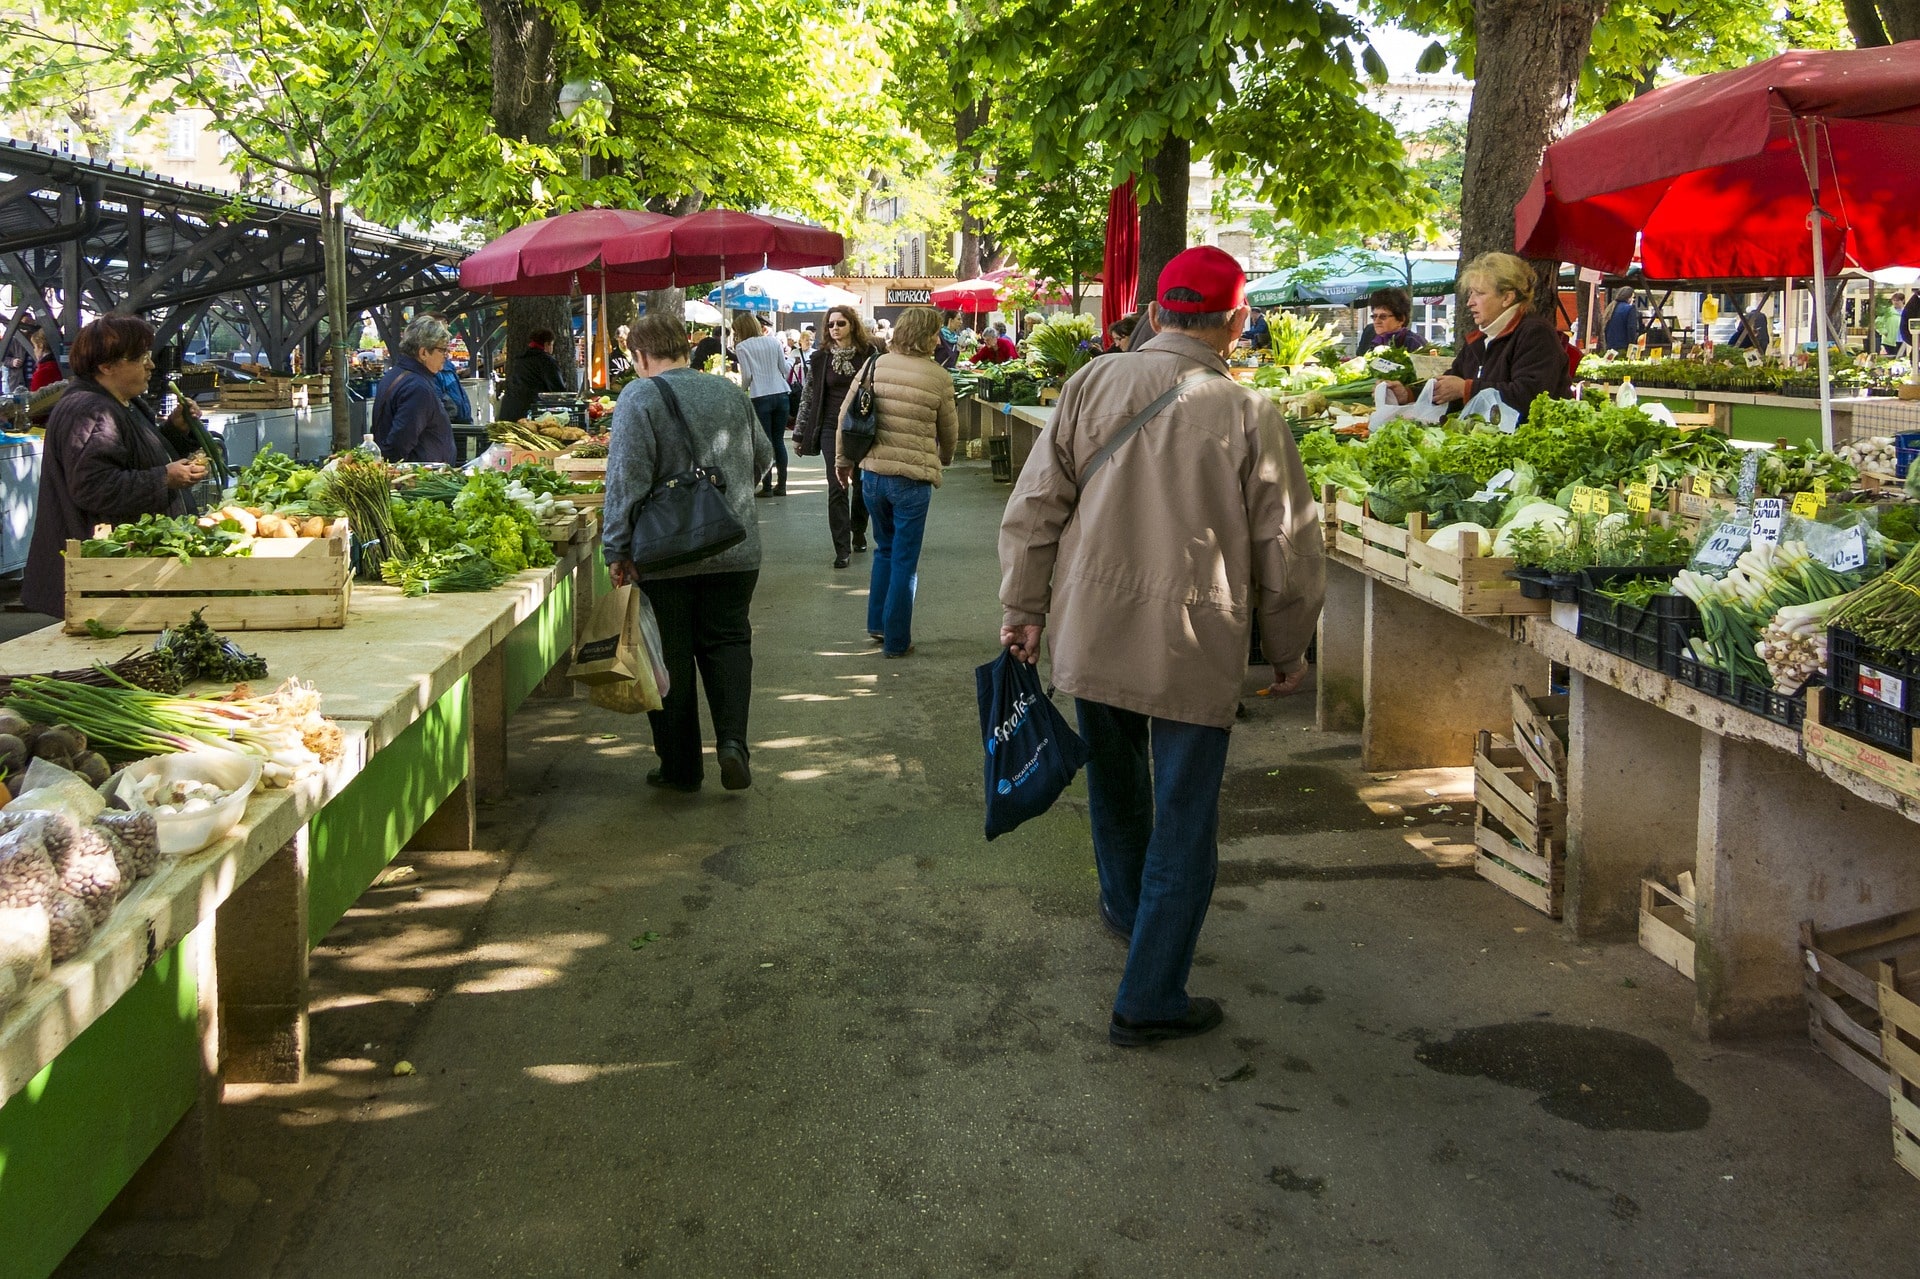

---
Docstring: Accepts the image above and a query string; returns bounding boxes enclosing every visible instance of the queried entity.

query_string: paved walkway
[64,456,1920,1277]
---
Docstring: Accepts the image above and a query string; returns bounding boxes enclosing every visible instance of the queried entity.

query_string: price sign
[1744,349,1763,367]
[1570,486,1611,515]
[1750,496,1786,545]
[1822,528,1867,572]
[1691,473,1714,499]
[1791,490,1824,518]
[1626,482,1653,514]
[1697,523,1748,568]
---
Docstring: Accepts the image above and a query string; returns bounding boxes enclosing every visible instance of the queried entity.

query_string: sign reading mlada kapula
[887,288,934,305]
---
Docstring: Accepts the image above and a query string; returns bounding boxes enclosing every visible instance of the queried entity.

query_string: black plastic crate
[1574,570,1691,672]
[1672,652,1806,728]
[1820,627,1920,758]
[1505,568,1581,603]
[987,436,1012,483]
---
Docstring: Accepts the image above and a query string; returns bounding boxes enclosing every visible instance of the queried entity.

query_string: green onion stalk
[1828,543,1920,653]
[3,676,320,783]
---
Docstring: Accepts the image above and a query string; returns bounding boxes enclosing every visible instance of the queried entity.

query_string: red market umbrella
[931,277,1001,310]
[458,208,675,296]
[1514,43,1920,443]
[601,209,844,280]
[982,267,1072,306]
[1101,179,1139,342]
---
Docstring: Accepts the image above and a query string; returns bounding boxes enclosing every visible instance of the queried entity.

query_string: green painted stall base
[505,570,574,716]
[307,675,471,946]
[0,941,201,1279]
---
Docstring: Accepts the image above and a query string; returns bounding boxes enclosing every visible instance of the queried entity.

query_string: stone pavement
[61,456,1920,1278]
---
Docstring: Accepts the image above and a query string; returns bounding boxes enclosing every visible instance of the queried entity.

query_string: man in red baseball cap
[996,245,1326,1047]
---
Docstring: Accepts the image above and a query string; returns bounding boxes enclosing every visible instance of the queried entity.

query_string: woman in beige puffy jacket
[835,305,957,657]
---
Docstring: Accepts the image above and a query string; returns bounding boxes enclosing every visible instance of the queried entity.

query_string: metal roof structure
[0,139,487,369]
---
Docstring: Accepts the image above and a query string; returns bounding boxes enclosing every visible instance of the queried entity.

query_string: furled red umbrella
[1515,43,1920,444]
[931,277,1002,310]
[1101,179,1139,343]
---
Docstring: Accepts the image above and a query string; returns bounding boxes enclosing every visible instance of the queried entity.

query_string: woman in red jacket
[27,326,61,391]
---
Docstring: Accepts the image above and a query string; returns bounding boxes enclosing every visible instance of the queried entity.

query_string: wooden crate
[1511,684,1570,799]
[216,377,295,410]
[1472,730,1567,918]
[1800,909,1920,1095]
[1878,966,1920,1185]
[1804,688,1920,804]
[553,453,607,483]
[1640,878,1697,980]
[63,526,351,634]
[1402,513,1549,617]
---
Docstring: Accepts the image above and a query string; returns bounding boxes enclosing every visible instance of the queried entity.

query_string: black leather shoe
[717,741,752,791]
[834,555,851,569]
[852,538,868,553]
[1099,899,1131,944]
[1110,997,1224,1048]
[646,769,699,793]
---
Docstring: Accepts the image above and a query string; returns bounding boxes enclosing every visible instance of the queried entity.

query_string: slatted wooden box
[1800,909,1920,1095]
[63,525,352,634]
[1877,967,1920,1185]
[1640,878,1697,981]
[1320,489,1547,617]
[1472,730,1567,918]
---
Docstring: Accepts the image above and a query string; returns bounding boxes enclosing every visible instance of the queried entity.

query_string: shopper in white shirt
[732,311,793,497]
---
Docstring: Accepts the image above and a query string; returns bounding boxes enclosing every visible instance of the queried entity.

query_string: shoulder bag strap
[1076,368,1221,491]
[647,375,703,472]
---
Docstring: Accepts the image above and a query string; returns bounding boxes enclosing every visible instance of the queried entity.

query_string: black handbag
[839,356,880,464]
[625,375,747,573]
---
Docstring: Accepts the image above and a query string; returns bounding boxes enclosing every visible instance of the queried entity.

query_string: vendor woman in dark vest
[21,315,206,618]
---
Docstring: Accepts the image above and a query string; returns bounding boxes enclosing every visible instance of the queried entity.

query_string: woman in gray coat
[603,314,775,793]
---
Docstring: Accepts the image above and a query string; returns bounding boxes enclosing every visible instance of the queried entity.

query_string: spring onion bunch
[1673,541,1859,687]
[1827,544,1920,653]
[3,676,339,786]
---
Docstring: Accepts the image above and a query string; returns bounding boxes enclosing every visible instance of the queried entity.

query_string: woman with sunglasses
[21,315,206,619]
[794,305,882,568]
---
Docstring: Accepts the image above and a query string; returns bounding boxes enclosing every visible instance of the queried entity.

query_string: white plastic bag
[1368,378,1450,431]
[1638,401,1678,429]
[1461,387,1521,434]
[6,757,106,826]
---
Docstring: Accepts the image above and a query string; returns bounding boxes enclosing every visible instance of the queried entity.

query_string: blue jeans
[1075,699,1233,1022]
[862,471,931,655]
[751,394,789,490]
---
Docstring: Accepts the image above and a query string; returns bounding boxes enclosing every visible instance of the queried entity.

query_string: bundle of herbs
[326,450,405,580]
[79,513,250,562]
[154,610,269,682]
[1826,543,1920,654]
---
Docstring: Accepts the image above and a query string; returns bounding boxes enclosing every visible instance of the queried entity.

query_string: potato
[299,516,327,538]
[256,514,296,538]
[218,506,258,535]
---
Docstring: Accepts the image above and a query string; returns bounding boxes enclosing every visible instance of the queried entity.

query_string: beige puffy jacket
[837,352,957,486]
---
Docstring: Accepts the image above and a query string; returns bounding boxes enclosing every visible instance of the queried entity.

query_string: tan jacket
[998,332,1326,729]
[838,352,957,485]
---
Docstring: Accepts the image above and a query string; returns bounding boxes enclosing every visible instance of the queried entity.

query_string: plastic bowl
[109,752,261,857]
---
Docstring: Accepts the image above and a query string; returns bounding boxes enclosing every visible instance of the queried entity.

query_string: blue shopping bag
[976,651,1091,841]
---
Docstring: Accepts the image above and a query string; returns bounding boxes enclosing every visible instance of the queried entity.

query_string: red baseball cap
[1156,246,1247,313]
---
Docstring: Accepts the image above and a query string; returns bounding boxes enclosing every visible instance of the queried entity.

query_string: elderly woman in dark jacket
[793,305,883,568]
[1383,252,1572,423]
[21,315,206,618]
[370,314,457,463]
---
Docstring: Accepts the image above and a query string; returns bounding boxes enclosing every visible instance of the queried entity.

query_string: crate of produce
[1672,652,1806,727]
[1820,627,1919,760]
[1574,571,1696,673]
[988,436,1012,483]
[63,524,352,634]
[554,451,607,482]
[1403,514,1548,616]
[1801,909,1920,1095]
[1895,431,1920,480]
[1640,876,1697,980]
[216,377,295,410]
[1472,730,1566,918]
[1878,968,1920,1185]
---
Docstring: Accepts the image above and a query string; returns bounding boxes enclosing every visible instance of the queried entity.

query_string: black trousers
[821,424,868,557]
[643,570,758,787]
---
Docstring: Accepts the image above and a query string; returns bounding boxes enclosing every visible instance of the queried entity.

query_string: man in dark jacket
[371,314,458,464]
[497,329,566,422]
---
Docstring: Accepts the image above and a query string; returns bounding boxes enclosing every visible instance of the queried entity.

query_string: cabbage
[1428,522,1494,558]
[1493,502,1573,558]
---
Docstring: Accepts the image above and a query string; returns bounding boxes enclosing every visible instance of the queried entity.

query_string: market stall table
[0,536,607,1279]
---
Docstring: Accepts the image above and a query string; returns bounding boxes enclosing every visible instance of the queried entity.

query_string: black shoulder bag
[625,375,747,573]
[839,355,881,464]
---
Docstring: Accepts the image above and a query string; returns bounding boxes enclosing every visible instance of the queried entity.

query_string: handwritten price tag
[1750,496,1785,545]
[1822,528,1867,572]
[1570,486,1611,516]
[1626,482,1653,514]
[1697,523,1748,568]
[1791,491,1823,518]
[1691,473,1713,499]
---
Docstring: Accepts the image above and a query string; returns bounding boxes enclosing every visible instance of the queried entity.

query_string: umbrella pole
[1798,120,1836,450]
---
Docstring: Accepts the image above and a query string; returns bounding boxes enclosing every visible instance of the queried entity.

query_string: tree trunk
[1879,0,1920,41]
[956,96,990,279]
[1458,0,1607,326]
[482,0,576,391]
[1135,135,1190,311]
[318,184,353,451]
[1844,0,1890,44]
